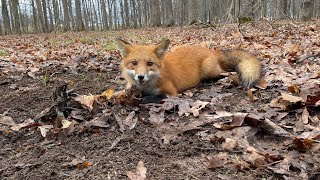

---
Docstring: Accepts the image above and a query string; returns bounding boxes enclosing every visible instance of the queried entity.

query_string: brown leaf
[62,156,86,168]
[190,100,209,117]
[99,88,114,100]
[255,79,268,89]
[123,111,137,130]
[127,161,147,180]
[0,114,16,126]
[38,125,54,137]
[148,106,165,125]
[204,153,228,170]
[76,161,92,170]
[247,89,258,101]
[281,92,304,103]
[292,138,314,152]
[222,138,238,150]
[11,118,35,131]
[243,151,268,168]
[270,93,304,110]
[74,95,97,111]
[288,84,300,95]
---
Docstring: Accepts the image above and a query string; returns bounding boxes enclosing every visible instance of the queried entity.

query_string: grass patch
[0,50,7,56]
[101,41,117,51]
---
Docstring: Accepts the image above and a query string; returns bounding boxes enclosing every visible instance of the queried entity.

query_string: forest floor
[0,20,320,180]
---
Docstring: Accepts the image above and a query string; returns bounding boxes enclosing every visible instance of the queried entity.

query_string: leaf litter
[0,21,320,179]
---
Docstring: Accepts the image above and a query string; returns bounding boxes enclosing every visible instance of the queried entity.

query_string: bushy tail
[219,50,262,88]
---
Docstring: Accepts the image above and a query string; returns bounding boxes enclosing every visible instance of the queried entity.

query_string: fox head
[116,38,170,85]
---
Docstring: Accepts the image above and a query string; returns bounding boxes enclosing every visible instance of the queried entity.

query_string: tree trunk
[67,0,75,30]
[1,0,11,34]
[113,0,118,29]
[75,0,85,31]
[131,0,138,28]
[100,0,108,31]
[124,0,130,28]
[47,0,54,31]
[136,0,143,27]
[107,0,113,29]
[120,0,125,28]
[41,0,49,32]
[52,0,60,29]
[143,0,148,27]
[62,0,71,31]
[11,0,21,34]
[164,0,174,26]
[187,0,198,24]
[151,0,161,27]
[82,0,90,30]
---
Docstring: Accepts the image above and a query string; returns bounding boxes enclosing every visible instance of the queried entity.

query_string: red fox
[115,38,261,96]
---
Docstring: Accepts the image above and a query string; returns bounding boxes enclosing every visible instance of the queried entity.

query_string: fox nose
[138,75,144,81]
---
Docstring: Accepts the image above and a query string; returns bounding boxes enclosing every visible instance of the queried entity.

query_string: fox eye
[147,61,154,66]
[132,60,137,66]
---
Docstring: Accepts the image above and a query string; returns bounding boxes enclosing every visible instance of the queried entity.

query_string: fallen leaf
[148,106,165,125]
[0,114,16,126]
[255,79,268,89]
[190,100,209,117]
[99,88,114,100]
[281,92,304,103]
[76,161,92,170]
[247,89,258,101]
[38,125,54,137]
[222,138,238,150]
[204,153,228,170]
[74,95,96,111]
[11,118,35,131]
[127,161,147,180]
[243,151,268,168]
[61,119,72,128]
[292,138,314,152]
[288,84,300,95]
[123,111,137,130]
[62,156,86,167]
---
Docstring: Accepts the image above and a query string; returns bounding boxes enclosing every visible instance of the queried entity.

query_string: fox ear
[155,39,170,58]
[116,38,131,57]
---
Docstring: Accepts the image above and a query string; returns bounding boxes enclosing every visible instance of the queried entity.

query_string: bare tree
[100,0,108,31]
[75,0,85,31]
[107,0,113,29]
[124,0,130,28]
[52,0,60,30]
[1,0,11,34]
[41,0,49,32]
[62,0,71,31]
[11,0,21,34]
[151,0,161,27]
[113,0,118,29]
[164,0,174,26]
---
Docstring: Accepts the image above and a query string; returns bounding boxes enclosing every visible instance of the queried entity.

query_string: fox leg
[113,80,133,97]
[159,80,178,96]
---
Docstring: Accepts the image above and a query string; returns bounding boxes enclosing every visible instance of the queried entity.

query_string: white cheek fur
[125,69,136,77]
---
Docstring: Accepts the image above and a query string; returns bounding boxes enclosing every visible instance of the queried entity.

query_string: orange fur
[116,38,261,96]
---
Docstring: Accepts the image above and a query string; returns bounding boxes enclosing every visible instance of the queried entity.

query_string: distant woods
[0,0,319,35]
